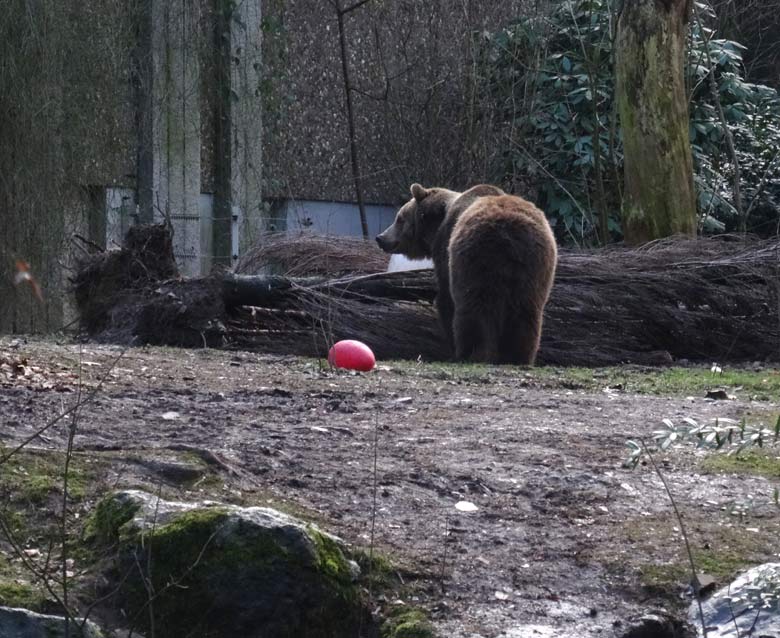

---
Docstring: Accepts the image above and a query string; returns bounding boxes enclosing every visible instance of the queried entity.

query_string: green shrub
[479,0,780,243]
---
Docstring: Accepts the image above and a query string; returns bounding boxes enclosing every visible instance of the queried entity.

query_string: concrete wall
[269,200,397,238]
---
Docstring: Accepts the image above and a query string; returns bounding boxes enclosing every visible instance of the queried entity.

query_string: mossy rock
[89,490,368,638]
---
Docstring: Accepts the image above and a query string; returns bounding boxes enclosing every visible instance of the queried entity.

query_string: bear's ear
[411,183,429,202]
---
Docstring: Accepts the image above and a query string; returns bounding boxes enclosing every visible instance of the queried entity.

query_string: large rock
[0,606,105,638]
[689,563,780,637]
[88,490,366,638]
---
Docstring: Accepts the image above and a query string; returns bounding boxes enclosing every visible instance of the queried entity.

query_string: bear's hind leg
[453,310,481,361]
[454,308,500,363]
[500,314,541,365]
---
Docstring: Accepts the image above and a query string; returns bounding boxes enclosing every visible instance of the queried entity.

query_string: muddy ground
[1,337,779,637]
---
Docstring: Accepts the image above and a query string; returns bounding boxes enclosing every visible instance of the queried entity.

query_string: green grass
[0,450,93,505]
[639,544,762,595]
[0,581,47,610]
[534,366,780,399]
[701,449,780,478]
[388,360,780,400]
[625,511,778,601]
[381,607,436,638]
[0,552,48,611]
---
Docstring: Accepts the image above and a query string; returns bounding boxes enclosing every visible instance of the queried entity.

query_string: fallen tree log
[73,226,780,366]
[222,271,437,307]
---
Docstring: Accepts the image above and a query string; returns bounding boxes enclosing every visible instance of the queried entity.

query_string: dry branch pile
[71,225,225,347]
[73,227,780,366]
[235,232,389,276]
[543,238,780,365]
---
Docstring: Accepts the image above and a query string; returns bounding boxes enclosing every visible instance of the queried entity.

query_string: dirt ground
[1,337,780,637]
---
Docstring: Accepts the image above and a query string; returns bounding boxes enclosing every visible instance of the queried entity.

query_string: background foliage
[478,0,780,245]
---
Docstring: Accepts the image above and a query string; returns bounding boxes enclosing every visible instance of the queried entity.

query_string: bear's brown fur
[376,183,557,364]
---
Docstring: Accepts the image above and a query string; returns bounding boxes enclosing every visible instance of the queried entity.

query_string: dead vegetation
[72,226,780,365]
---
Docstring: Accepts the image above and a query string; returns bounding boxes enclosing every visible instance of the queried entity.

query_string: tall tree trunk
[615,0,697,244]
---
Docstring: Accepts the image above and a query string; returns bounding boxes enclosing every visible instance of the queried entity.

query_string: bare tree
[332,0,374,239]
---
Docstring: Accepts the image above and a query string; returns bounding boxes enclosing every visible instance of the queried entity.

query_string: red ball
[328,340,376,372]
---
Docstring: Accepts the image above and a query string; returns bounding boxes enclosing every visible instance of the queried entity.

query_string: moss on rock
[83,490,142,545]
[92,491,368,638]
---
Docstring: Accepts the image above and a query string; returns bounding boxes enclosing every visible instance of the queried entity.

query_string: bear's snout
[376,234,392,252]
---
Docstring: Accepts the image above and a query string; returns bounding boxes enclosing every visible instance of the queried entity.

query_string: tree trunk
[615,0,697,244]
[222,271,436,308]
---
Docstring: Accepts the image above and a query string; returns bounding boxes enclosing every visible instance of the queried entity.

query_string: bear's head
[376,184,455,259]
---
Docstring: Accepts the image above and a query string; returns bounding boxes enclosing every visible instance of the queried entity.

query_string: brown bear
[376,183,557,365]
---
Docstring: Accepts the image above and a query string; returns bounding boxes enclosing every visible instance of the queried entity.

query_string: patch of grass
[638,545,760,597]
[389,359,495,383]
[533,366,780,400]
[637,562,688,595]
[386,360,780,399]
[0,554,47,611]
[0,450,93,505]
[624,512,778,601]
[381,607,436,638]
[701,450,780,478]
[563,368,780,400]
[0,509,29,538]
[352,550,435,638]
[693,547,754,580]
[353,549,402,592]
[0,581,46,610]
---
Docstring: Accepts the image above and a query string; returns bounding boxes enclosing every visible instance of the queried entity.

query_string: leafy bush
[479,0,619,244]
[479,0,780,243]
[689,12,780,234]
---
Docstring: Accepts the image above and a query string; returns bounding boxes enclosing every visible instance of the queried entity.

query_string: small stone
[455,501,478,513]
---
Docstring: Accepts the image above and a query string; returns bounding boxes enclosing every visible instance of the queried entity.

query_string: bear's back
[446,184,505,222]
[453,194,554,251]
